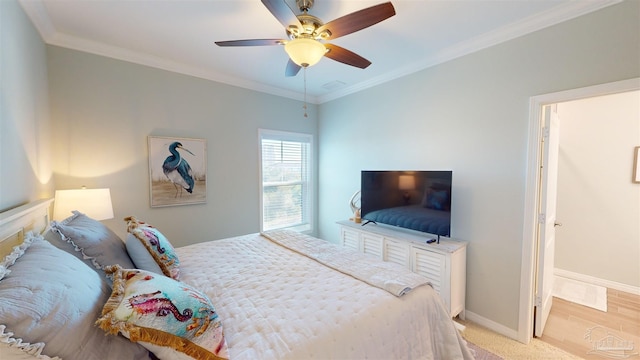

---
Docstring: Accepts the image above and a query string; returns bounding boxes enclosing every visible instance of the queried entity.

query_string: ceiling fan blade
[215,39,284,47]
[261,0,302,30]
[285,59,302,77]
[317,2,396,40]
[324,43,371,69]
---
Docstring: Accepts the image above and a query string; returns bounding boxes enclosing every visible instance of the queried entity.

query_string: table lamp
[53,187,114,221]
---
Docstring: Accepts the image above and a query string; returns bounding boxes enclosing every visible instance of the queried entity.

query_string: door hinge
[535,295,542,307]
[538,213,546,224]
[542,126,549,140]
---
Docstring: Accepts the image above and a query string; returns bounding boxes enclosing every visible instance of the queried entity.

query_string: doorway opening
[517,78,640,344]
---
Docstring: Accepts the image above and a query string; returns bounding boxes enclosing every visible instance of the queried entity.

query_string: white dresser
[338,220,467,318]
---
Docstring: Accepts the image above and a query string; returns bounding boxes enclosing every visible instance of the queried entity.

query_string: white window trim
[258,129,314,234]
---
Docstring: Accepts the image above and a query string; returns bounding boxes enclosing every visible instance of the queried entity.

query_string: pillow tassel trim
[128,326,226,360]
[128,231,174,278]
[124,216,179,279]
[0,325,62,360]
[96,265,128,336]
[96,265,226,360]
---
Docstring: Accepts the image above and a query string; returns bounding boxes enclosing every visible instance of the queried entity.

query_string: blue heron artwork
[148,136,207,207]
[163,141,195,197]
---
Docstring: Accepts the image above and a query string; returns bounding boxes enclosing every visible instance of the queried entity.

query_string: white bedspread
[261,229,429,296]
[176,232,473,360]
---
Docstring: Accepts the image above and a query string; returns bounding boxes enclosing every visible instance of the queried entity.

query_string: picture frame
[634,146,640,184]
[148,136,207,207]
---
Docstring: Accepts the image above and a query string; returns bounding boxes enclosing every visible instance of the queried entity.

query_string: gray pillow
[0,232,151,360]
[47,211,135,283]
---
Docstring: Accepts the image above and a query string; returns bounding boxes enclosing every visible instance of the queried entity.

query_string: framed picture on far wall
[148,136,207,207]
[634,146,640,184]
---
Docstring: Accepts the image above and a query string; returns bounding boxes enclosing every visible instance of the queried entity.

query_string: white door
[534,104,560,337]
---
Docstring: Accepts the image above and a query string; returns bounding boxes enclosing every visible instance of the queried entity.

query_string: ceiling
[20,0,619,104]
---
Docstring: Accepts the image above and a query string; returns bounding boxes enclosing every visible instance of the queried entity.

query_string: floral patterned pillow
[96,265,228,360]
[124,216,180,280]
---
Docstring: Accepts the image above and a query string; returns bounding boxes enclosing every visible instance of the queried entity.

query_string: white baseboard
[463,310,521,342]
[554,268,640,296]
[452,320,466,332]
[464,270,639,346]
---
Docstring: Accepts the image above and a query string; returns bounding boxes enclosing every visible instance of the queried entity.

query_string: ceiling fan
[215,0,396,77]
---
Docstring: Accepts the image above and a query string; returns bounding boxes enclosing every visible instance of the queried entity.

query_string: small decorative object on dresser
[338,220,467,318]
[349,190,361,223]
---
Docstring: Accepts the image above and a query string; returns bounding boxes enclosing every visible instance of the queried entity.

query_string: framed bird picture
[148,136,207,207]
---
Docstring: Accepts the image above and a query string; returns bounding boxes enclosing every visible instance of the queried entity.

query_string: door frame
[517,77,640,344]
[533,104,560,338]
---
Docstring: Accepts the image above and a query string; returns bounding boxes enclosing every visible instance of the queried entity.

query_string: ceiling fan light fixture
[284,38,326,67]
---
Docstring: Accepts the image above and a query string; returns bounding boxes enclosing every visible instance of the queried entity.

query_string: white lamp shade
[398,175,416,191]
[53,188,114,221]
[284,38,327,67]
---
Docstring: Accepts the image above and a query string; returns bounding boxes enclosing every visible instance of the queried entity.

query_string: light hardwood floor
[540,289,640,359]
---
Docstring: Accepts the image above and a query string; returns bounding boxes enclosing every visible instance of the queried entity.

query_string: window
[259,129,313,233]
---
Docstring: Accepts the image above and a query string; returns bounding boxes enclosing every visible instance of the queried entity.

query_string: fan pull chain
[303,67,308,118]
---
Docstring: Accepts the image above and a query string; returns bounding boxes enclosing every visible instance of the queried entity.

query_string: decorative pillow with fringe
[124,216,180,280]
[48,211,135,284]
[96,265,228,360]
[0,232,151,360]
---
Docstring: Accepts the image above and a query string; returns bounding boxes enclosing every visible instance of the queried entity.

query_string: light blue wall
[4,0,639,339]
[46,46,318,243]
[317,0,640,332]
[0,0,54,211]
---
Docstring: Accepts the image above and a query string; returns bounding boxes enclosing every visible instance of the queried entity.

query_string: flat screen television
[360,170,452,239]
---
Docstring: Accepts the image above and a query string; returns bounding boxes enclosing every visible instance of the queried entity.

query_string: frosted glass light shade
[284,38,326,67]
[53,188,114,221]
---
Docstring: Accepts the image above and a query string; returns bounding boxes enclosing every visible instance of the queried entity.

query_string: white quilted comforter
[176,231,473,360]
[261,230,429,297]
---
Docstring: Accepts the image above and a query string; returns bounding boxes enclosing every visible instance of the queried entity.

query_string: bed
[0,200,473,360]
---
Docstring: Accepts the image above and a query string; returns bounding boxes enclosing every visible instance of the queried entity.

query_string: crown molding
[19,0,56,41]
[20,0,621,105]
[49,32,314,103]
[317,0,622,103]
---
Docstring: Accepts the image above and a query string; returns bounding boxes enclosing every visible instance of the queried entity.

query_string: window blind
[260,130,312,232]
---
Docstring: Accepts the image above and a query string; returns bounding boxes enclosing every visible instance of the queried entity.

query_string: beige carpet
[466,340,503,360]
[458,320,582,359]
